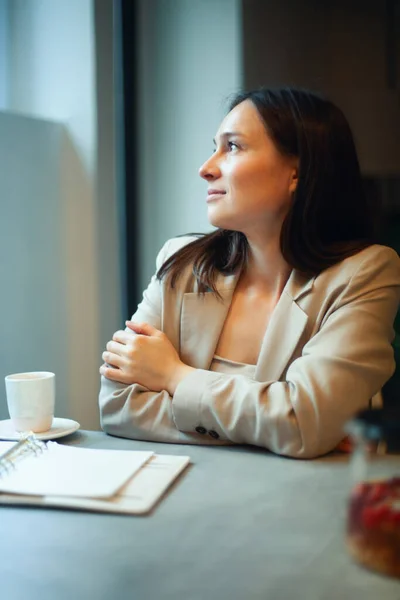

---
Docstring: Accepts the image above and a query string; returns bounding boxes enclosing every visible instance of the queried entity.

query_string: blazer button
[195,426,207,435]
[208,430,220,439]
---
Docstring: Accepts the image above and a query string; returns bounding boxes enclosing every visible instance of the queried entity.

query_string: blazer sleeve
[98,239,229,445]
[171,248,400,458]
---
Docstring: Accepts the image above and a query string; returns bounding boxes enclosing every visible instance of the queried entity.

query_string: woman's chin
[208,219,241,233]
[208,217,229,230]
[207,209,232,230]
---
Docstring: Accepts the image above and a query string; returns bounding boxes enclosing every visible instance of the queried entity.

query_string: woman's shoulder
[341,244,399,274]
[356,243,399,262]
[319,244,400,290]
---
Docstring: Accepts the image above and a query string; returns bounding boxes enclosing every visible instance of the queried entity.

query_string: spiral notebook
[0,436,190,514]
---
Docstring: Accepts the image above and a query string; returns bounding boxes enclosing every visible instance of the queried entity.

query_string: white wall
[0,113,68,422]
[0,0,9,109]
[136,0,243,291]
[94,0,124,345]
[1,0,121,429]
[8,0,96,175]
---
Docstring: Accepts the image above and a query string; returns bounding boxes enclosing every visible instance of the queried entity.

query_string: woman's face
[199,100,298,237]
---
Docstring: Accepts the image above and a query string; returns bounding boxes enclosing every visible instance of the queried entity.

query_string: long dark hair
[158,87,377,294]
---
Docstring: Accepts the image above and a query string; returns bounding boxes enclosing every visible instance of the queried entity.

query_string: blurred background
[0,0,399,429]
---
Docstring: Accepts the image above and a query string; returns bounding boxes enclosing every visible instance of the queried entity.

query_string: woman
[99,87,400,458]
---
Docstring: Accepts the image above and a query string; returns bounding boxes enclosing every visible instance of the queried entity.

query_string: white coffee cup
[5,372,55,433]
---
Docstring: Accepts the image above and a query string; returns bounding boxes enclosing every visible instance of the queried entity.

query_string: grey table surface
[0,430,399,600]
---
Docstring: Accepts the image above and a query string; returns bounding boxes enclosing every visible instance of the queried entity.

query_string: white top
[210,355,257,380]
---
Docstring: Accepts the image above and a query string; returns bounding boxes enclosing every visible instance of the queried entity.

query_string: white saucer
[0,418,80,441]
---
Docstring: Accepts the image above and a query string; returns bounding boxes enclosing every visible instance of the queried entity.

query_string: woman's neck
[241,235,291,298]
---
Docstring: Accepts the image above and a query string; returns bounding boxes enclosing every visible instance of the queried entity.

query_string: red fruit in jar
[387,509,400,525]
[368,482,389,503]
[361,504,392,528]
[389,479,400,497]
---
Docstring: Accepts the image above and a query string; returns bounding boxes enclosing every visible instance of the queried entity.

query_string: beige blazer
[99,236,400,458]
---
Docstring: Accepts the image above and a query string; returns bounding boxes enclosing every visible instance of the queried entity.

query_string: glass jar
[345,409,400,579]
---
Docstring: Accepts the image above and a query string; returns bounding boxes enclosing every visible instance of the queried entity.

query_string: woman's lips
[207,190,226,202]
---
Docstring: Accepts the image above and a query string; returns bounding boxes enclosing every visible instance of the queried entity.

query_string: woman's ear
[288,167,299,194]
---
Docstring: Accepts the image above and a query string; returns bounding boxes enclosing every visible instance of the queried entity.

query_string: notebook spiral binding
[0,433,47,478]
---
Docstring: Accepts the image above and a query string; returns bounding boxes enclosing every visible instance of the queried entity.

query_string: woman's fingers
[111,323,161,343]
[112,329,132,344]
[101,323,165,388]
[125,321,161,337]
[102,351,123,368]
[100,364,131,384]
[106,339,126,354]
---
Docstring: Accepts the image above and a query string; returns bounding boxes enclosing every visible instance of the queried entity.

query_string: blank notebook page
[0,442,153,498]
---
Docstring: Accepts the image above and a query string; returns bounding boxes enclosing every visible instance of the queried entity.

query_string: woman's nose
[199,154,220,180]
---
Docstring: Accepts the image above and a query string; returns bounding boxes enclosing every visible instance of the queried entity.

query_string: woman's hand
[99,321,195,395]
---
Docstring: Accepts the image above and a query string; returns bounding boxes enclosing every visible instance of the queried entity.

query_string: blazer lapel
[255,270,314,382]
[180,267,315,380]
[180,273,237,369]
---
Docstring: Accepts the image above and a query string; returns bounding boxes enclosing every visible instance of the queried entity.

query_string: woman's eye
[228,141,239,151]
